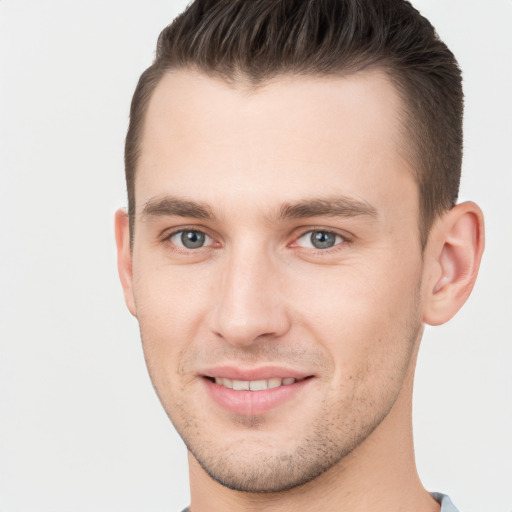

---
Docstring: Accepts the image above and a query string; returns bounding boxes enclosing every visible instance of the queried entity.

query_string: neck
[187,345,439,512]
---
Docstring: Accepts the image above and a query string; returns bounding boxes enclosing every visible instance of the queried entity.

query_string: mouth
[205,376,308,391]
[201,369,315,416]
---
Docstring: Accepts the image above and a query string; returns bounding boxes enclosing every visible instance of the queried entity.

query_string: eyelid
[159,224,352,252]
[161,226,220,250]
[170,230,213,248]
[289,226,352,251]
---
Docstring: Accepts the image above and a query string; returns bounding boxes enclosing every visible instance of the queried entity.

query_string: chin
[177,408,382,494]
[190,445,336,493]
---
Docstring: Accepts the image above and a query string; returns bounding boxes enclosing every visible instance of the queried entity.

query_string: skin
[116,69,484,511]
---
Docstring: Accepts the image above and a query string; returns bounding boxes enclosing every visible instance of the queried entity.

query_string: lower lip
[203,378,312,416]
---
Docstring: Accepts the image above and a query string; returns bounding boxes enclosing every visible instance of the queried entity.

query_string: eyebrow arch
[141,196,216,220]
[140,194,377,222]
[279,196,378,220]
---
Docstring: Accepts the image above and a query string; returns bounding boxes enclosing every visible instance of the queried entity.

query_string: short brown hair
[125,0,463,247]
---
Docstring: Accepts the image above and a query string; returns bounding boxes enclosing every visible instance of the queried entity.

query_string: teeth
[214,377,298,391]
[249,379,267,391]
[214,378,233,388]
[232,380,250,391]
[267,378,282,389]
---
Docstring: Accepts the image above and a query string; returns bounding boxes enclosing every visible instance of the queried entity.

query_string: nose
[209,246,292,347]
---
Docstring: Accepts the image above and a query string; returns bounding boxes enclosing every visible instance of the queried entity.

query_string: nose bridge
[211,241,290,345]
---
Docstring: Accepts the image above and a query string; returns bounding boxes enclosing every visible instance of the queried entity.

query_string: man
[115,1,484,510]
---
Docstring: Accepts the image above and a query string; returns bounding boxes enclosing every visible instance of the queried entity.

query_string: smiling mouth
[205,376,311,391]
[202,373,314,415]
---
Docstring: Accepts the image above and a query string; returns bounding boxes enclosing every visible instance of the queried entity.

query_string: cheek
[132,264,211,385]
[133,256,213,326]
[289,255,423,379]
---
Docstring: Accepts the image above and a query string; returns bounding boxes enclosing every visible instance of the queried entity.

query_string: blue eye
[296,230,343,249]
[170,230,212,249]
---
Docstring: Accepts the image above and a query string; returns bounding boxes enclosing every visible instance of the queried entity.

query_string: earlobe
[114,208,137,317]
[423,202,485,326]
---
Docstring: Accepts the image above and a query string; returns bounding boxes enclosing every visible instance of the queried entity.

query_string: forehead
[136,69,415,217]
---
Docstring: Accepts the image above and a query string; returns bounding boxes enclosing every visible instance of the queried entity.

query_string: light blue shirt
[432,492,460,511]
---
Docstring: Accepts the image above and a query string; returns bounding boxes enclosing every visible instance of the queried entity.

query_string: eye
[296,230,344,249]
[169,230,212,249]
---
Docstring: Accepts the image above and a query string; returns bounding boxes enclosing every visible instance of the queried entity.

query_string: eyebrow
[140,194,378,222]
[141,196,216,220]
[279,196,378,220]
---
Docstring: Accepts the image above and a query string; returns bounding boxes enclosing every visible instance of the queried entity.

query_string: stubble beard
[144,291,423,494]
[170,333,420,493]
[187,406,382,493]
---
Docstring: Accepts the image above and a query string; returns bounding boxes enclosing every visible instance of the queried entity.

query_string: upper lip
[201,365,313,381]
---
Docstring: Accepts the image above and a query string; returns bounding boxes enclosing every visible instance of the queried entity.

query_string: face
[123,69,427,492]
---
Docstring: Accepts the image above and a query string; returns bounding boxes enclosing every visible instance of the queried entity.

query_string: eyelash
[162,227,217,253]
[292,229,346,252]
[162,226,351,256]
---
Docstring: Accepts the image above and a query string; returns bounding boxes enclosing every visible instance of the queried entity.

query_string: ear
[422,202,485,326]
[114,208,137,316]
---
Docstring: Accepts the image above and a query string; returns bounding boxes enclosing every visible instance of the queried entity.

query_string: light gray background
[0,1,510,511]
